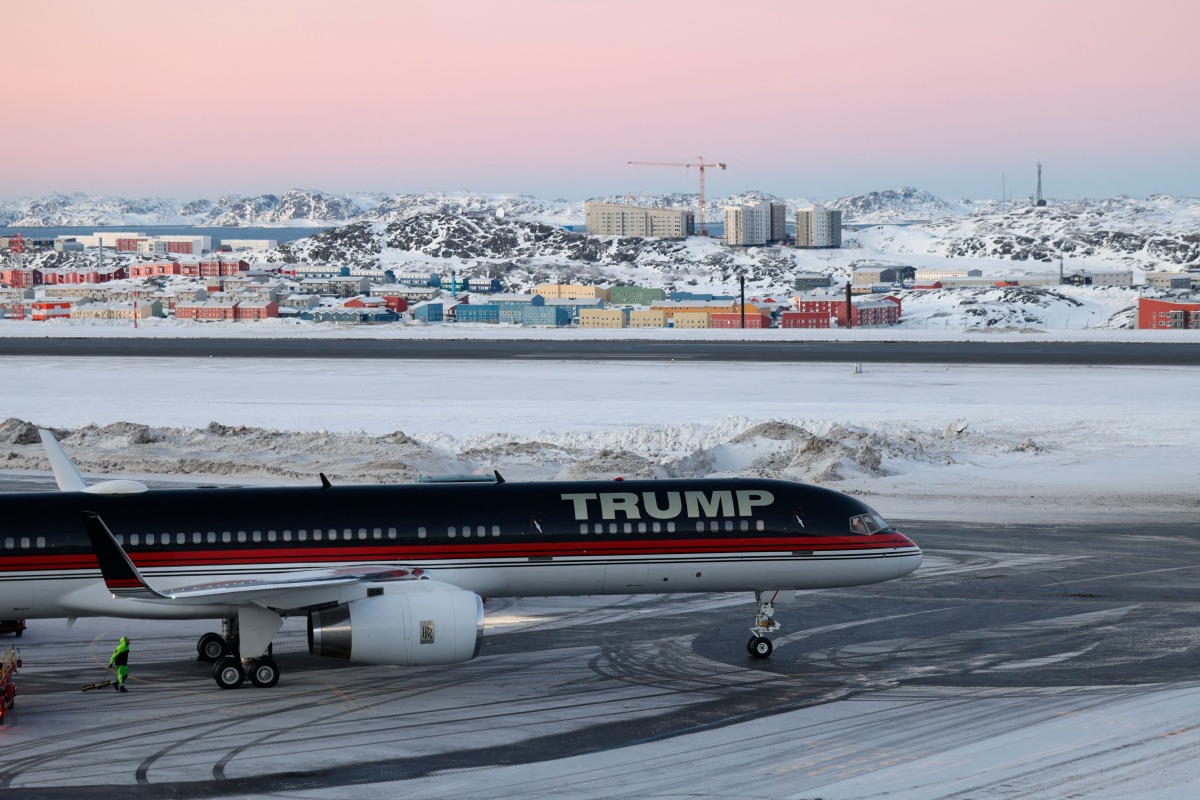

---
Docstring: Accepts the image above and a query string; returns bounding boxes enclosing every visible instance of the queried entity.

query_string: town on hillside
[1,228,1197,330]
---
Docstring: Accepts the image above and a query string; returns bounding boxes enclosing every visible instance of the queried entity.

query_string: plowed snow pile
[6,414,1191,523]
[2,416,998,484]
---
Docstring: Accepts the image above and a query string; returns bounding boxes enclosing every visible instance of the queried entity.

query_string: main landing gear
[197,615,280,690]
[746,590,780,659]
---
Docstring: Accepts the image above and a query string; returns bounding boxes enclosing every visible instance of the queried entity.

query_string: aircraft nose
[892,531,923,578]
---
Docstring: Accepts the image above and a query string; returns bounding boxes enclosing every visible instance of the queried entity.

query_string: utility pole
[740,275,745,329]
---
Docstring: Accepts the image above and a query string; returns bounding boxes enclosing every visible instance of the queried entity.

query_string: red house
[780,310,833,328]
[235,301,279,320]
[31,300,74,321]
[1137,297,1200,329]
[710,312,770,328]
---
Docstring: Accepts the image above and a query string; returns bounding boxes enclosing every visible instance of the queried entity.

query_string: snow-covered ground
[2,356,1197,523]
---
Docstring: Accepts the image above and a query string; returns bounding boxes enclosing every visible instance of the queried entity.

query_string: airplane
[0,430,922,690]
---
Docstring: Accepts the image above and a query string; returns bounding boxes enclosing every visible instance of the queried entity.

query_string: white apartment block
[914,268,983,280]
[584,202,694,238]
[221,239,278,251]
[724,201,771,246]
[795,206,843,248]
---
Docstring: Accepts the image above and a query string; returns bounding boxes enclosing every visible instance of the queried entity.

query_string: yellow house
[535,283,611,302]
[580,308,628,328]
[629,309,668,328]
[672,312,710,329]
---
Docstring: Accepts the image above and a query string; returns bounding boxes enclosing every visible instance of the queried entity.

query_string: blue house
[521,305,573,326]
[456,303,501,324]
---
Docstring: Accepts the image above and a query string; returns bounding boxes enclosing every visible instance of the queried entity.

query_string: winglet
[82,511,168,599]
[39,429,88,492]
[320,473,332,490]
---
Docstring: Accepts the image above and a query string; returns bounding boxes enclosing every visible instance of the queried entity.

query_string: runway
[4,513,1200,798]
[2,336,1199,365]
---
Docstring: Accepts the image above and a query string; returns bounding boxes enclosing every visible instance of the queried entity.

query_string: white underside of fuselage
[2,547,923,620]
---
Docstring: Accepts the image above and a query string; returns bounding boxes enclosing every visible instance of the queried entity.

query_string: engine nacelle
[308,581,483,666]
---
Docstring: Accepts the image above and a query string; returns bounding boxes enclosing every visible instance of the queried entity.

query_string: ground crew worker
[109,636,130,692]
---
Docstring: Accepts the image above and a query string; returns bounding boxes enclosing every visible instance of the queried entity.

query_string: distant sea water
[0,225,329,246]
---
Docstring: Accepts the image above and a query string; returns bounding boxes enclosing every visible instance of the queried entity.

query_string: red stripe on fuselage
[0,533,917,573]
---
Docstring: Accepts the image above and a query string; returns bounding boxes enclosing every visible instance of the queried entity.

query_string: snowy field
[2,355,1198,524]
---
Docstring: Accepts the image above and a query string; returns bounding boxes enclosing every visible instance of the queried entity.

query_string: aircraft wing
[82,511,428,607]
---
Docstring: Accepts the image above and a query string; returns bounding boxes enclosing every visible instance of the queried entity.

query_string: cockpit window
[849,513,891,535]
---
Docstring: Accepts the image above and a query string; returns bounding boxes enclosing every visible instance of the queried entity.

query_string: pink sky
[4,0,1197,201]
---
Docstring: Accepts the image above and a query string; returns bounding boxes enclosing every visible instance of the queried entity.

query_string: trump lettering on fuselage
[560,490,774,521]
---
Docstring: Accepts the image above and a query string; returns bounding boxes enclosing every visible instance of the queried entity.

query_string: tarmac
[3,514,1200,798]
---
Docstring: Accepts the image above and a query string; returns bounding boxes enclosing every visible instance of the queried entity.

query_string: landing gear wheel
[197,632,227,662]
[247,657,280,688]
[748,636,773,659]
[212,656,245,689]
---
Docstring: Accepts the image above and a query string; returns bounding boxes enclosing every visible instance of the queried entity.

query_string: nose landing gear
[747,590,781,659]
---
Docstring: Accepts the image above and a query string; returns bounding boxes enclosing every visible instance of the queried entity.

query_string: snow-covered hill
[869,196,1200,267]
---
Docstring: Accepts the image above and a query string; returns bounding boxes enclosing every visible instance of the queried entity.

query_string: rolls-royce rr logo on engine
[420,620,435,644]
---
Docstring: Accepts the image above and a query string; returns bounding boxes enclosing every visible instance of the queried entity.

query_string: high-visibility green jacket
[110,640,130,668]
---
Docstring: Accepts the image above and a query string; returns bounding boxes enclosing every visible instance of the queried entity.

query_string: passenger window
[724,520,734,532]
[740,520,749,531]
[580,524,588,534]
[193,533,201,544]
[297,529,306,541]
[3,538,12,549]
[756,520,765,531]
[373,528,382,540]
[359,528,368,540]
[207,532,216,544]
[130,534,139,546]
[268,530,277,542]
[491,526,500,537]
[36,537,45,549]
[283,530,293,542]
[695,521,704,532]
[388,527,397,539]
[20,537,30,549]
[448,527,456,538]
[710,521,720,532]
[237,531,246,543]
[418,527,426,539]
[477,526,486,537]
[344,529,352,540]
[667,522,676,533]
[313,530,322,541]
[463,527,471,538]
[252,531,262,542]
[623,523,632,533]
[652,522,661,533]
[638,523,646,533]
[594,524,603,534]
[177,532,186,544]
[609,523,618,534]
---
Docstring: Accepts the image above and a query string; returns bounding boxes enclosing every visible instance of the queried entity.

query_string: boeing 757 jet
[0,431,922,689]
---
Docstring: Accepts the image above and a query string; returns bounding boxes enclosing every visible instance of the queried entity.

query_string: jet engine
[308,581,483,666]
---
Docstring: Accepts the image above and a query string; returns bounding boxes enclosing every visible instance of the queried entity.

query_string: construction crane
[628,157,727,236]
